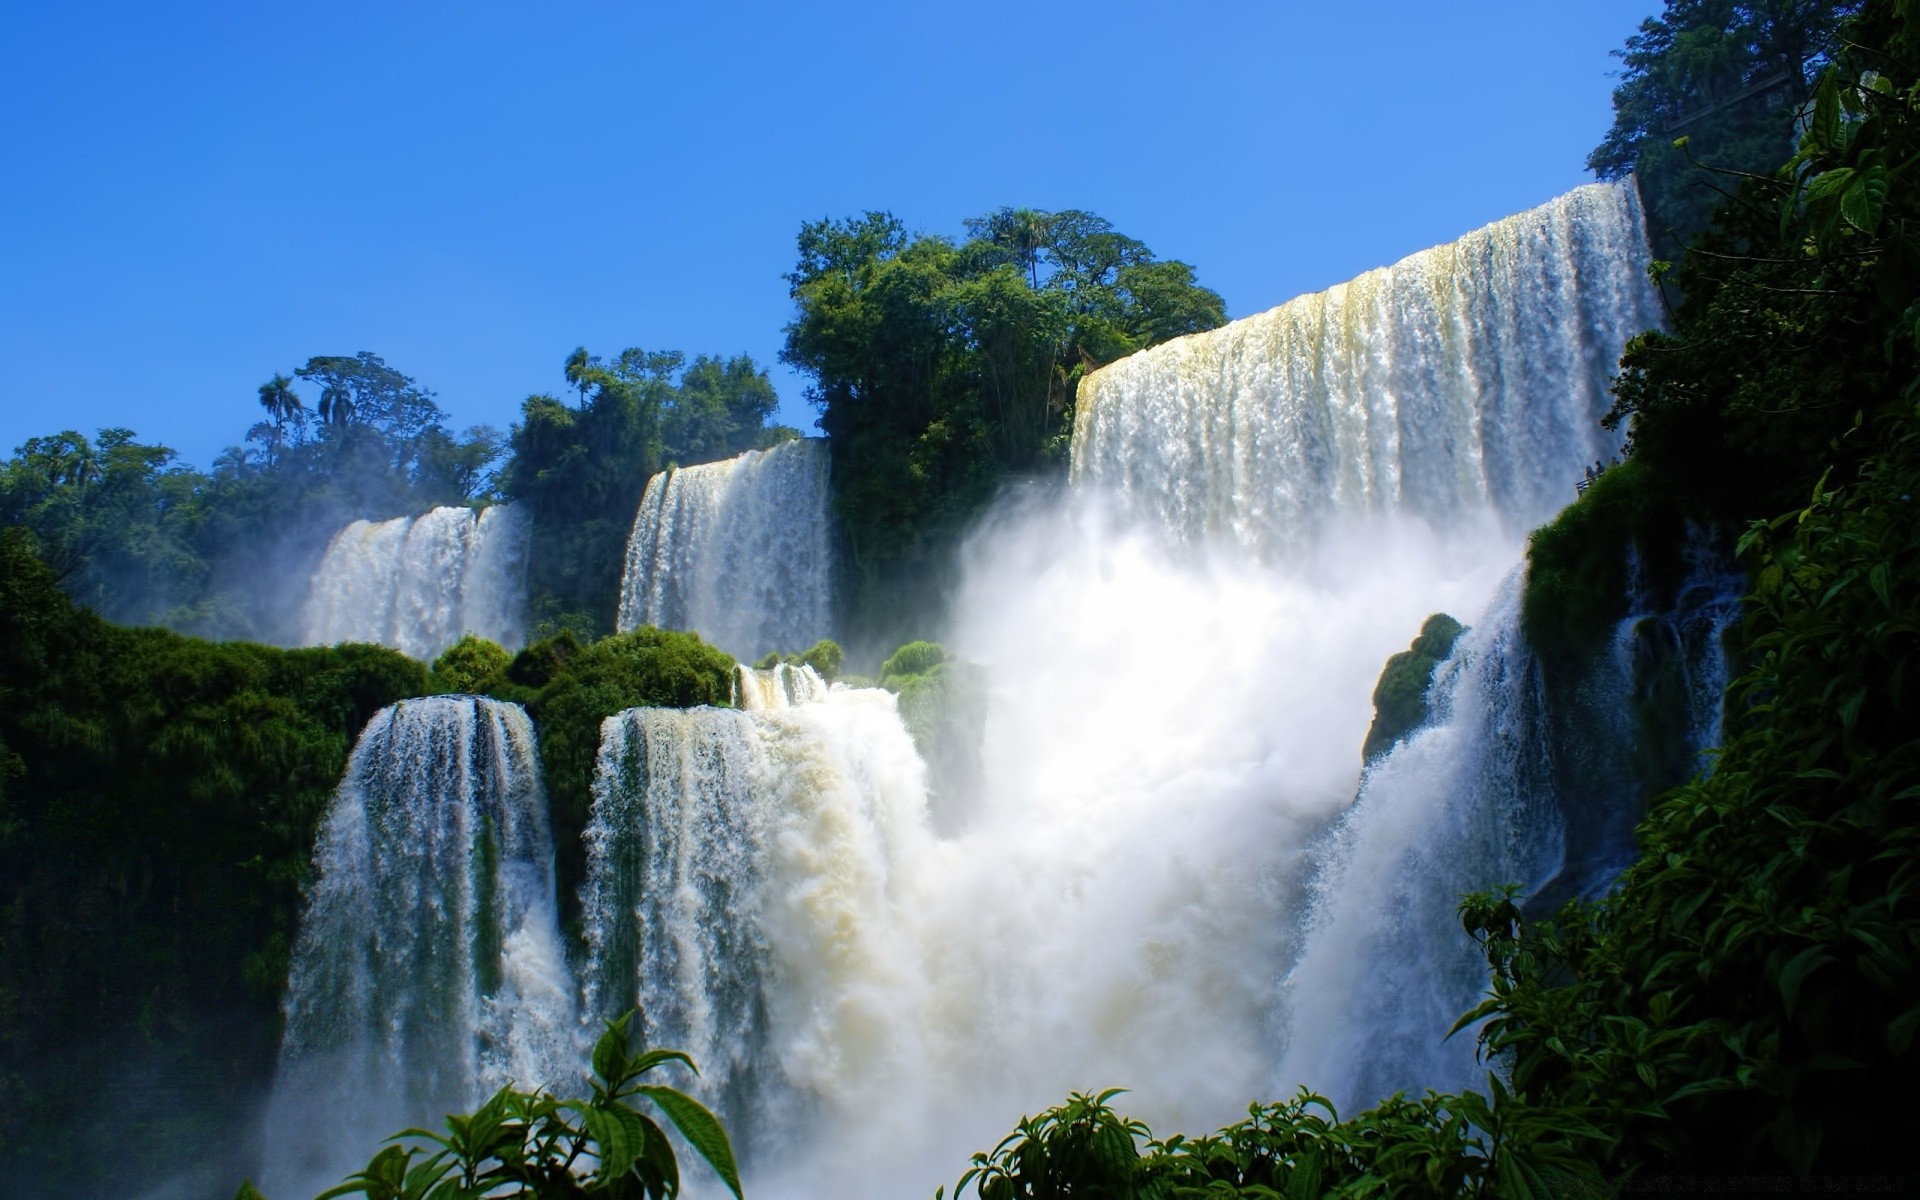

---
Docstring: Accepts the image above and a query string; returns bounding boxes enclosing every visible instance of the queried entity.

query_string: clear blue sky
[0,1,1659,469]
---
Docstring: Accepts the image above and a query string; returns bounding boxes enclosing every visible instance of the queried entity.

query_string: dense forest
[3,0,1917,1195]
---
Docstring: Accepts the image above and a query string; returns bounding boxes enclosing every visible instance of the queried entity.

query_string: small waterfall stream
[259,696,575,1198]
[302,504,529,660]
[616,440,834,660]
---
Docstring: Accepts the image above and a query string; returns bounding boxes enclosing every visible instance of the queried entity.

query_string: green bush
[430,634,511,694]
[1362,613,1464,763]
[488,626,736,924]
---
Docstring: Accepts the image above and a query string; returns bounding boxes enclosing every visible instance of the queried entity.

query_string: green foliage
[877,641,986,828]
[0,351,506,642]
[879,639,950,684]
[488,627,736,923]
[1589,0,1862,254]
[1489,1,1920,1178]
[501,349,795,639]
[1522,457,1689,670]
[949,1083,1607,1200]
[783,208,1225,644]
[260,1011,740,1200]
[1362,613,1465,763]
[430,635,512,694]
[0,527,426,1197]
[755,638,846,682]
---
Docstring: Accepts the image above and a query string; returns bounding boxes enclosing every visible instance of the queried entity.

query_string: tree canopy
[782,206,1225,645]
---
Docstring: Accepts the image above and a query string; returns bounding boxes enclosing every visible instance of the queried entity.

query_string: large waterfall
[616,439,834,660]
[259,696,576,1198]
[1072,182,1663,558]
[301,504,529,661]
[267,181,1706,1199]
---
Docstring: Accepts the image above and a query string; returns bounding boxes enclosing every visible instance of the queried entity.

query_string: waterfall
[615,439,834,661]
[578,667,931,1173]
[259,696,576,1198]
[1275,534,1742,1111]
[301,504,529,661]
[1072,181,1663,559]
[552,182,1691,1198]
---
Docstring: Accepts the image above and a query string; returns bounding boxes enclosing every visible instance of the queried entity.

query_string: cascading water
[555,182,1686,1198]
[1276,535,1742,1112]
[1072,181,1663,559]
[302,504,529,661]
[259,696,576,1198]
[616,439,834,660]
[578,666,931,1179]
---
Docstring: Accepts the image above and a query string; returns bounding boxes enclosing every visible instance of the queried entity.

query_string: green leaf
[1840,164,1889,233]
[585,1102,646,1180]
[592,1012,634,1085]
[1809,76,1841,151]
[1777,944,1832,1016]
[235,1185,271,1200]
[636,1084,743,1198]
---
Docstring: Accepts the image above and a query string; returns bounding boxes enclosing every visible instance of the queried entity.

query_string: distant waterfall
[1072,181,1662,559]
[616,439,833,660]
[260,696,575,1197]
[302,504,529,661]
[578,666,930,1164]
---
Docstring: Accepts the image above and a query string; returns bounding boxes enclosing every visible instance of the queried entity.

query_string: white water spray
[617,440,834,660]
[302,504,529,661]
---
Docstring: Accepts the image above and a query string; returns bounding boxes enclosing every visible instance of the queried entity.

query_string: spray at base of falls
[301,504,529,661]
[616,440,834,661]
[259,696,575,1199]
[1072,181,1663,560]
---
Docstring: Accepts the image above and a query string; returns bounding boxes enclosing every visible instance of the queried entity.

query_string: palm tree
[564,346,596,409]
[256,374,304,463]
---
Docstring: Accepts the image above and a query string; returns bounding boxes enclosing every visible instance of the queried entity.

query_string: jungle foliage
[0,345,795,652]
[782,208,1225,646]
[1591,0,1863,255]
[0,528,426,1199]
[249,1013,740,1200]
[0,353,505,644]
[499,349,797,640]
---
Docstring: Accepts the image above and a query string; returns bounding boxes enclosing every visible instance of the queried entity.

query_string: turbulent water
[260,696,575,1198]
[302,504,529,661]
[1073,181,1663,559]
[270,182,1711,1198]
[617,439,834,660]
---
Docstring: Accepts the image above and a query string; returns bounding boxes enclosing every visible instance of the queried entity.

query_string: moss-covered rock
[1362,613,1466,763]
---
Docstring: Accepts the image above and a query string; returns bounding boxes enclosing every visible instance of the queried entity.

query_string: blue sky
[1,1,1659,469]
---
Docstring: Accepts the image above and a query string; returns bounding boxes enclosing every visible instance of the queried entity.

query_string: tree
[255,374,306,464]
[1588,0,1862,252]
[782,205,1224,642]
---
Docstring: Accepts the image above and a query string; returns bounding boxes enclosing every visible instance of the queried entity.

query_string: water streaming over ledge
[265,182,1714,1198]
[1072,181,1664,559]
[578,666,930,1168]
[259,696,575,1197]
[616,440,834,660]
[301,504,529,661]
